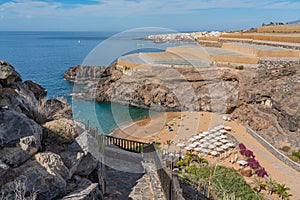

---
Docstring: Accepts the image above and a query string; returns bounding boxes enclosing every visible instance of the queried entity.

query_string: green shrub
[180,165,265,199]
[124,66,131,71]
[235,65,244,70]
[289,155,300,163]
[176,159,185,167]
[281,146,291,152]
[292,150,300,158]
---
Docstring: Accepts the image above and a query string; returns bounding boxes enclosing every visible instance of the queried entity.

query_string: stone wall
[257,25,300,33]
[246,127,300,172]
[258,59,300,69]
[220,33,300,43]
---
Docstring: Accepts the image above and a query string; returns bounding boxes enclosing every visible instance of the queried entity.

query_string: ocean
[0,30,193,134]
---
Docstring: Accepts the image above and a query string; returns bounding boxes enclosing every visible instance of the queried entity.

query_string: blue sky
[0,0,299,31]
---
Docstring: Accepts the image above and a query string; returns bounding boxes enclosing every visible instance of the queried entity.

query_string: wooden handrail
[103,135,149,153]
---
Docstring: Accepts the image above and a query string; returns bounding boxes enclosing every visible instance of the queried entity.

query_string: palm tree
[276,184,291,200]
[266,178,277,195]
[253,178,265,194]
[196,155,208,165]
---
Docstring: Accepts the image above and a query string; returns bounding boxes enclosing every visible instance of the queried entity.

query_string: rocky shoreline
[0,60,105,200]
[63,59,300,154]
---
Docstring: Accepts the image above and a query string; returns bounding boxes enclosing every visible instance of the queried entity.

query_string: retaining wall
[220,33,300,43]
[257,25,300,33]
[222,43,300,57]
[246,127,300,172]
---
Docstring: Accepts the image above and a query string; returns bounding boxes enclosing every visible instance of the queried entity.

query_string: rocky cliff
[0,61,104,200]
[64,60,299,153]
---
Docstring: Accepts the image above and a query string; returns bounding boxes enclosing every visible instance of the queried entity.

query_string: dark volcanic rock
[23,80,47,100]
[63,65,109,82]
[0,152,69,200]
[83,66,239,113]
[42,118,80,154]
[38,97,72,123]
[0,110,42,166]
[0,82,40,121]
[62,176,102,200]
[0,60,22,87]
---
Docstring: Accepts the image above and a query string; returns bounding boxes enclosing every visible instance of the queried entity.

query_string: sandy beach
[111,111,300,200]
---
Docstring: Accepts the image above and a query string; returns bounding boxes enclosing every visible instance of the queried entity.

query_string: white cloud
[0,0,299,19]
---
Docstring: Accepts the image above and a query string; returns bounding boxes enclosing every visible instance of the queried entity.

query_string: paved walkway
[104,147,166,200]
[226,121,300,200]
[129,161,166,200]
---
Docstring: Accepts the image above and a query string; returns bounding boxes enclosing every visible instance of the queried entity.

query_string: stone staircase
[103,146,167,200]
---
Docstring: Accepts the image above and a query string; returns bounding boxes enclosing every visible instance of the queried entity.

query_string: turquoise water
[72,101,158,134]
[0,30,194,134]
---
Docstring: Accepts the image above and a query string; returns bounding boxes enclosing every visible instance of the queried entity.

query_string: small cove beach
[110,111,300,200]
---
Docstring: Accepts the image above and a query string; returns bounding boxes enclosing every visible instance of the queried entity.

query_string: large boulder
[0,152,70,200]
[60,132,100,177]
[0,82,40,121]
[42,118,79,153]
[63,65,108,82]
[62,176,102,200]
[23,80,47,100]
[0,160,9,180]
[38,97,72,123]
[0,60,22,87]
[0,110,42,166]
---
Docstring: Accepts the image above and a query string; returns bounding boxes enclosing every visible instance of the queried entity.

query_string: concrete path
[227,121,300,200]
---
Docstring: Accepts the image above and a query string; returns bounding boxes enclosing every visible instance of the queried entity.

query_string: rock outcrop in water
[0,60,104,200]
[64,60,300,153]
[63,65,110,82]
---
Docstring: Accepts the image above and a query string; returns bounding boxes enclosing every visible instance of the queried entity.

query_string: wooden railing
[104,135,149,153]
[143,143,184,200]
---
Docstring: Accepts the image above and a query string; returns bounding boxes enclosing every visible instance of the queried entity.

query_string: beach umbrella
[194,135,202,139]
[189,138,196,142]
[220,130,228,134]
[200,143,208,148]
[214,142,222,146]
[214,136,222,141]
[210,151,218,156]
[209,128,217,132]
[198,133,205,137]
[221,145,229,150]
[193,142,201,146]
[237,160,248,166]
[206,135,214,139]
[227,143,235,147]
[220,135,228,139]
[194,147,202,152]
[189,143,197,148]
[216,147,224,152]
[208,144,216,149]
[176,143,185,147]
[185,146,192,150]
[224,126,232,131]
[202,149,210,154]
[210,139,217,143]
[202,131,210,136]
[220,139,229,143]
[215,132,222,136]
[218,125,225,129]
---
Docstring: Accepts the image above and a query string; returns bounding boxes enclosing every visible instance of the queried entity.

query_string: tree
[253,178,265,194]
[276,184,291,200]
[266,178,277,195]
